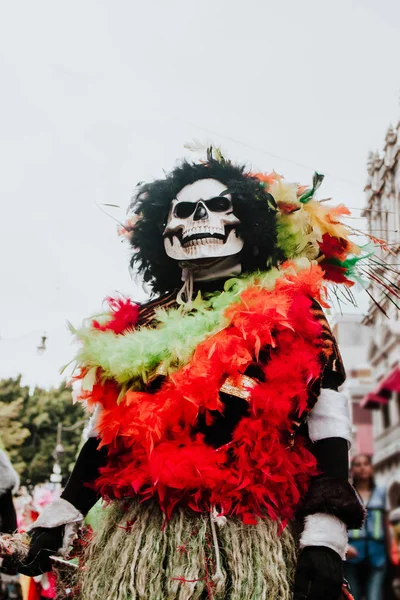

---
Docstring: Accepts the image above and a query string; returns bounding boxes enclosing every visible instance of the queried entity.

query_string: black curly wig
[129,155,282,295]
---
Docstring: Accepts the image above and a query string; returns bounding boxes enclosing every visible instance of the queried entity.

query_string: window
[389,481,400,510]
[382,402,391,429]
[352,402,373,425]
[397,392,400,423]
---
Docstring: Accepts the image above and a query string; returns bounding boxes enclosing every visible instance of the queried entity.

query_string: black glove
[293,546,343,600]
[0,555,18,576]
[15,526,64,577]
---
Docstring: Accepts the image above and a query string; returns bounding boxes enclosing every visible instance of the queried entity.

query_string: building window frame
[381,401,391,430]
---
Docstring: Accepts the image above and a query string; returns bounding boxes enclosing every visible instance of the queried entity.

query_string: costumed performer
[10,148,373,599]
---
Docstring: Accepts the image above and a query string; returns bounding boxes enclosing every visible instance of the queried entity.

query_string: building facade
[332,314,374,456]
[361,122,400,507]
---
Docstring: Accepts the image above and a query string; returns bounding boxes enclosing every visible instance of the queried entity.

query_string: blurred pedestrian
[345,454,389,600]
[0,449,19,535]
[0,449,21,600]
[389,506,400,598]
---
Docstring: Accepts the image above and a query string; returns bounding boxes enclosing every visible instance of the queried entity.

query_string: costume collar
[180,255,242,283]
[178,256,242,303]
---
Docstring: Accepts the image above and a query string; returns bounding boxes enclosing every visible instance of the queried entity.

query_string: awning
[361,392,389,410]
[360,367,399,410]
[380,367,400,392]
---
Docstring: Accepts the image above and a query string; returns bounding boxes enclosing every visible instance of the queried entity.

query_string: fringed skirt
[78,501,297,600]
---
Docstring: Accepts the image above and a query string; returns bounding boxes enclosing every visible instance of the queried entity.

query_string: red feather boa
[92,297,140,333]
[87,266,328,525]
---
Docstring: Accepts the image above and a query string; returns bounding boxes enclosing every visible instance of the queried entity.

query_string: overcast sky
[1,0,399,388]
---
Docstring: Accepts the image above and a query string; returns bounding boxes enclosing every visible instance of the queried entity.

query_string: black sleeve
[310,369,349,479]
[311,437,349,479]
[61,437,107,516]
[298,370,365,529]
[299,430,364,529]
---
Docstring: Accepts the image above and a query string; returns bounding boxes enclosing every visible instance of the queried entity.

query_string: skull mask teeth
[163,179,244,260]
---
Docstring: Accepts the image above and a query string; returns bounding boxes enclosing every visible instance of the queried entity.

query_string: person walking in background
[0,449,19,535]
[345,454,389,600]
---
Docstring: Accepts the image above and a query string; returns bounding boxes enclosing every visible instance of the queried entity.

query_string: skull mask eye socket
[174,196,232,219]
[174,202,197,219]
[204,196,232,213]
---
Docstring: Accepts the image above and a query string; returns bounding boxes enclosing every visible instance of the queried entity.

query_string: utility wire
[183,120,361,188]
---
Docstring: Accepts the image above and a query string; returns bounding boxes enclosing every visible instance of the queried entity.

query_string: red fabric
[27,580,41,600]
[391,537,399,566]
[86,265,328,524]
[39,572,57,598]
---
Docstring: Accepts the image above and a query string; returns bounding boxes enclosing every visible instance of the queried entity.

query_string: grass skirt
[78,500,297,600]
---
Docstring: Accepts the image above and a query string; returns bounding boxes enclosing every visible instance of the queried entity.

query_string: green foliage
[0,376,85,487]
[0,375,31,473]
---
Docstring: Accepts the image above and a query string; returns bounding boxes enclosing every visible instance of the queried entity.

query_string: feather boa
[70,258,328,388]
[73,261,331,525]
[270,178,371,287]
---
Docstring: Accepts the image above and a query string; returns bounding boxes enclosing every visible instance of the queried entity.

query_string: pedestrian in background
[0,449,19,535]
[345,454,389,600]
[0,448,21,600]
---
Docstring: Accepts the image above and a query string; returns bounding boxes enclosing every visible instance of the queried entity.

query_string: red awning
[361,392,389,410]
[380,367,400,392]
[360,367,399,410]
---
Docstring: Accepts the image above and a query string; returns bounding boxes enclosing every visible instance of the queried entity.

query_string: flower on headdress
[270,180,300,213]
[318,233,351,262]
[297,185,308,198]
[251,171,283,187]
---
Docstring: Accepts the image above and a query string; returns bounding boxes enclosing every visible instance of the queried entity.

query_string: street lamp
[50,423,64,488]
[37,333,47,354]
[50,420,87,488]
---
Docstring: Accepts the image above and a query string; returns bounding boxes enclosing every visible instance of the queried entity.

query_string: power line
[183,120,361,188]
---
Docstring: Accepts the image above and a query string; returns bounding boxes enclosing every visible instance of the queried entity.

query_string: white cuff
[29,498,84,556]
[300,513,348,560]
[308,389,352,445]
[0,450,20,495]
[84,404,103,439]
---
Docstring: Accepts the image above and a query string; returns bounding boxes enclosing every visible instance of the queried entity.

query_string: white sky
[1,0,399,388]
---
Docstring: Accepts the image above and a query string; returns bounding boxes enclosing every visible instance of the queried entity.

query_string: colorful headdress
[118,146,398,311]
[254,167,398,312]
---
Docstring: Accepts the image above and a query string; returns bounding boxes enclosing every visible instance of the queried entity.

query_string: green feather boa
[70,258,315,389]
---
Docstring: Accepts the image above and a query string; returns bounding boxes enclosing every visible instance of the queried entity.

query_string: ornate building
[361,122,400,506]
[331,314,373,456]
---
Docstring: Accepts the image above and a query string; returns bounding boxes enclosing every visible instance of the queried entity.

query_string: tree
[0,376,85,487]
[0,376,30,472]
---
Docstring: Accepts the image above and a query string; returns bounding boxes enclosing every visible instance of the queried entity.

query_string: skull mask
[163,179,244,260]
